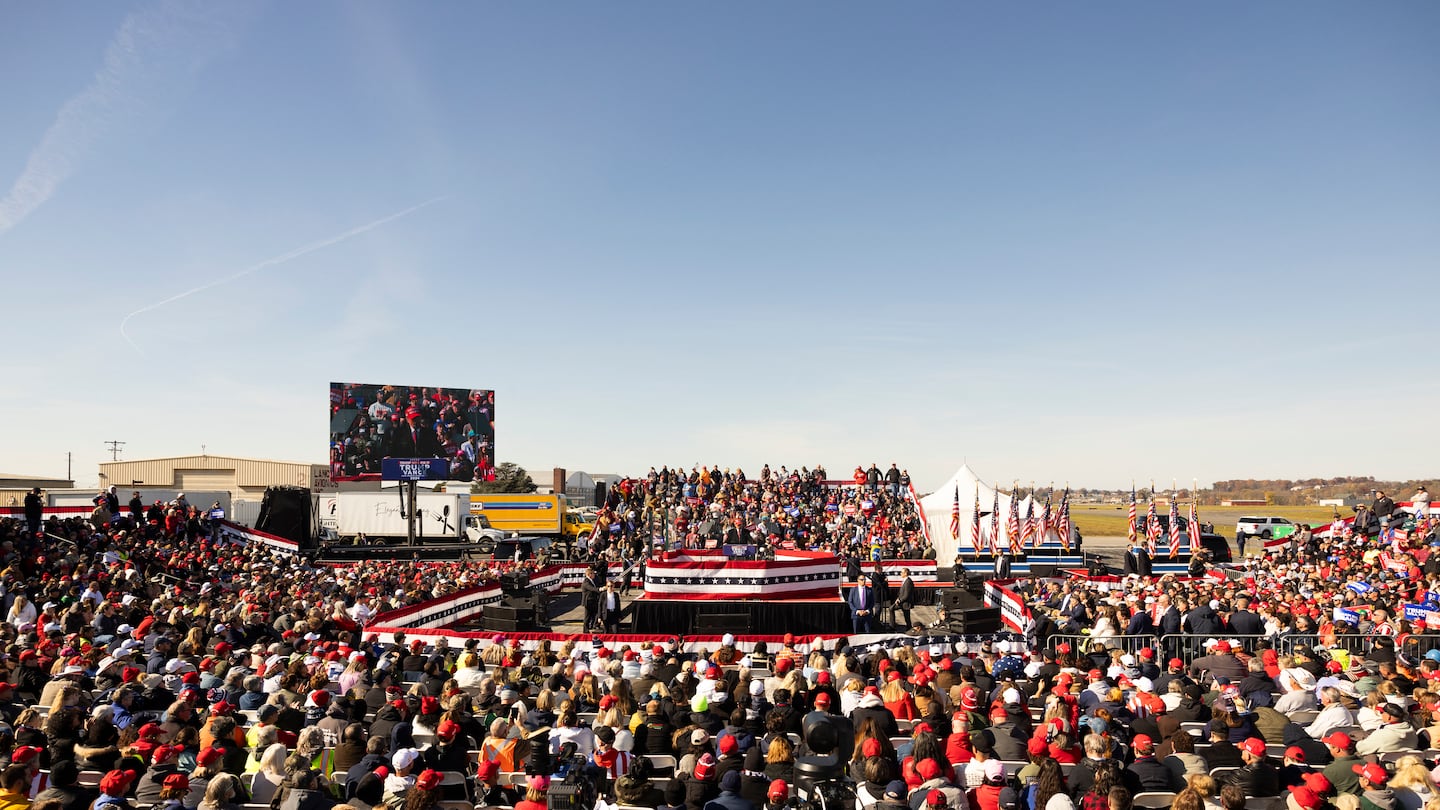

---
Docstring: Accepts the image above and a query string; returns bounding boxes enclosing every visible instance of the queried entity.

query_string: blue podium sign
[382,458,450,482]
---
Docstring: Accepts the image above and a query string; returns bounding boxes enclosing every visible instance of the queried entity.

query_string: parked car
[1235,516,1296,541]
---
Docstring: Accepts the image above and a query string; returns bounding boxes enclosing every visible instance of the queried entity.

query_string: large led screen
[329,383,494,480]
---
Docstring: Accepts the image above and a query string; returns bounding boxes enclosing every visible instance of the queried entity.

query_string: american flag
[971,486,981,553]
[990,488,1000,555]
[1007,490,1022,553]
[1145,498,1159,554]
[1021,497,1036,547]
[1127,486,1138,543]
[1040,492,1053,549]
[949,486,961,544]
[1168,494,1181,558]
[1188,495,1201,555]
[1057,488,1072,552]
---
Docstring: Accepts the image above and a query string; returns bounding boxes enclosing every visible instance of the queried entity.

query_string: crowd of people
[580,464,934,562]
[328,385,496,481]
[0,475,1438,810]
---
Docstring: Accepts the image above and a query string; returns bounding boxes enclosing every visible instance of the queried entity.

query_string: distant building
[1319,495,1365,508]
[98,455,328,524]
[1220,499,1268,507]
[0,473,76,507]
[564,470,625,507]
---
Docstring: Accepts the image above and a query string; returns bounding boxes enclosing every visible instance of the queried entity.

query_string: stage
[630,595,854,636]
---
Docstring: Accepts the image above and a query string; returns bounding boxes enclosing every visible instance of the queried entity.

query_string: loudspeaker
[481,616,534,632]
[942,589,985,610]
[696,610,750,633]
[950,607,1002,635]
[485,605,535,622]
[256,486,312,546]
[1030,563,1059,578]
[499,571,531,595]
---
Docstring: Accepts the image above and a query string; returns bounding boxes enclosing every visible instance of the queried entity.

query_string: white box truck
[328,491,505,546]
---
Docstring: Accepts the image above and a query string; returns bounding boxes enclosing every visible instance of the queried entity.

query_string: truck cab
[563,510,595,544]
[462,514,506,550]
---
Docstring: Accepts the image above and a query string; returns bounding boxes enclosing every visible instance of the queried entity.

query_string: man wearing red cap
[1126,734,1183,793]
[1190,640,1246,683]
[1354,763,1395,810]
[1223,737,1280,798]
[135,744,183,807]
[1321,732,1362,796]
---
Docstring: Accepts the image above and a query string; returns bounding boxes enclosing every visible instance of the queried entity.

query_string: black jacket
[1226,759,1281,798]
[1126,756,1183,793]
[35,784,98,810]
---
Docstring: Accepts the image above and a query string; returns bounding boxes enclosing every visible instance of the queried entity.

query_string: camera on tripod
[543,742,598,809]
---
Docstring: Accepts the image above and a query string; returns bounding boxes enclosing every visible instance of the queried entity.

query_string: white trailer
[329,491,504,545]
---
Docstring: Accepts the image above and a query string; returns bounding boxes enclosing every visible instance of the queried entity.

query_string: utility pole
[67,452,72,482]
[105,441,125,461]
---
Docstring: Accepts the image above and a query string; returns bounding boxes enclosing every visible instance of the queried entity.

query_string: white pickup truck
[1235,516,1296,541]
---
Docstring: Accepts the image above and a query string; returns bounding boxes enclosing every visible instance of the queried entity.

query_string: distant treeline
[1053,477,1430,507]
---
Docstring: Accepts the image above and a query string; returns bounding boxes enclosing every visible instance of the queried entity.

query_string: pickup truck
[1234,516,1296,541]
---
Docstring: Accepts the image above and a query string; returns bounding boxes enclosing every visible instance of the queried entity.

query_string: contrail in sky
[119,196,447,355]
[0,0,252,235]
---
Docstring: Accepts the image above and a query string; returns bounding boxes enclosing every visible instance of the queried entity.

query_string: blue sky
[2,1,1437,492]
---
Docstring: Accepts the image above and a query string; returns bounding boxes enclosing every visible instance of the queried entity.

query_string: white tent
[917,464,1070,563]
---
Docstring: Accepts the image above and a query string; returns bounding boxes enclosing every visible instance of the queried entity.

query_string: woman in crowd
[247,744,289,806]
[1033,758,1073,810]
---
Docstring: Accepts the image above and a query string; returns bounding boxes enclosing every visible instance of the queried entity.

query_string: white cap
[392,748,420,770]
[722,633,735,646]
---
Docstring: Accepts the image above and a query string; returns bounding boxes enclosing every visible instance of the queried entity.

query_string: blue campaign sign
[1403,603,1439,622]
[382,458,450,482]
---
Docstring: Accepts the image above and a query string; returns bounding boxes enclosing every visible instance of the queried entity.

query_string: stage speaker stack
[482,571,541,632]
[948,607,1003,635]
[1030,563,1059,578]
[942,589,985,611]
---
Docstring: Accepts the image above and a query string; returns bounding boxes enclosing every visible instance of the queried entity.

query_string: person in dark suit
[1184,600,1224,636]
[1125,607,1154,637]
[1124,541,1152,577]
[390,406,441,457]
[869,568,892,630]
[848,575,877,634]
[894,569,916,630]
[1227,596,1265,637]
[581,569,602,632]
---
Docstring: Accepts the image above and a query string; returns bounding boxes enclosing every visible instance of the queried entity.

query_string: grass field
[1071,503,1345,539]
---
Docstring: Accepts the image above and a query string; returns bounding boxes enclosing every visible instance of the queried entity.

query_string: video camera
[543,741,599,810]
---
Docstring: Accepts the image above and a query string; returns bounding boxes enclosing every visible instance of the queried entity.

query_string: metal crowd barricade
[1402,633,1440,661]
[1158,633,1274,663]
[1044,634,1158,656]
[1274,633,1380,658]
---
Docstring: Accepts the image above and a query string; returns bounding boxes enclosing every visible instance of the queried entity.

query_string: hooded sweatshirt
[1362,788,1398,810]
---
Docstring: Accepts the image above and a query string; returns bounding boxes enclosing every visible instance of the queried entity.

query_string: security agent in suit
[848,574,877,634]
[869,567,892,629]
[993,546,1012,578]
[580,568,602,632]
[894,569,917,629]
[1124,541,1152,577]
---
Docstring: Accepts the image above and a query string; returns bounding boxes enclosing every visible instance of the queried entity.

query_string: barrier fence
[1041,631,1411,662]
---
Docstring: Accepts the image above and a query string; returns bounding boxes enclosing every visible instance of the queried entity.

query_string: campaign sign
[382,458,450,482]
[1403,603,1437,622]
